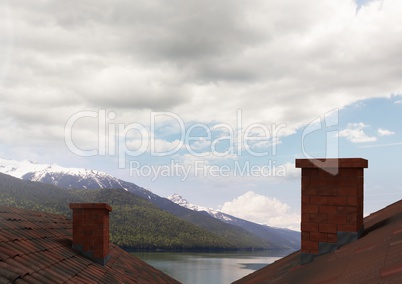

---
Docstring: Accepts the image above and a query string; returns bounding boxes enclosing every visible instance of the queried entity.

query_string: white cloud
[394,100,402,104]
[355,0,383,12]
[377,128,395,136]
[220,191,300,230]
[151,139,185,154]
[359,141,402,149]
[189,138,212,151]
[2,0,402,153]
[282,162,301,179]
[338,122,377,143]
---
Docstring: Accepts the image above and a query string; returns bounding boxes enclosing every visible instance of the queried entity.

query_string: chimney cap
[69,203,112,212]
[296,158,368,169]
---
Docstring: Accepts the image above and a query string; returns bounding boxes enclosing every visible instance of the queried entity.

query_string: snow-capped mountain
[0,158,151,198]
[0,158,110,179]
[168,193,301,249]
[168,193,237,222]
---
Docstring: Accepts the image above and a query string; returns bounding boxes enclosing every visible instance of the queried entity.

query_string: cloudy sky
[1,0,401,230]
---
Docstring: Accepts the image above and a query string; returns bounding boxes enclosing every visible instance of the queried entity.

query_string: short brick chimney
[296,158,368,264]
[69,203,112,265]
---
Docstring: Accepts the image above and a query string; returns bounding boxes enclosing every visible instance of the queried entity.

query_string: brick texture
[296,158,367,255]
[69,203,112,265]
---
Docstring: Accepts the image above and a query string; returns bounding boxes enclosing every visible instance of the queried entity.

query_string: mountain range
[0,158,300,249]
[168,193,300,249]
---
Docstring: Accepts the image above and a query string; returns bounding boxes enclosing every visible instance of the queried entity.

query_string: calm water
[132,250,294,284]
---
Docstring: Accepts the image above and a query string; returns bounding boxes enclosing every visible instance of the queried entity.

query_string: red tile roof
[233,199,402,284]
[0,205,180,283]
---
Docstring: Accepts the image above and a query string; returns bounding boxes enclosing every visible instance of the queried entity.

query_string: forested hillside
[0,173,272,250]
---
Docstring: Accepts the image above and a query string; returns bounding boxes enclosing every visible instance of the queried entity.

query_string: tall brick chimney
[69,203,112,265]
[296,158,368,264]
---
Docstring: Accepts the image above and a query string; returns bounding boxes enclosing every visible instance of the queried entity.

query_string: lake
[132,250,294,284]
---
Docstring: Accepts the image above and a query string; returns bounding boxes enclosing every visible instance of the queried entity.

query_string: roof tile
[381,263,402,278]
[0,243,20,258]
[0,266,20,282]
[25,272,56,283]
[3,257,34,276]
[14,278,31,284]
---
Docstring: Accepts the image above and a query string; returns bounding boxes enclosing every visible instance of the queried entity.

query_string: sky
[1,0,401,230]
